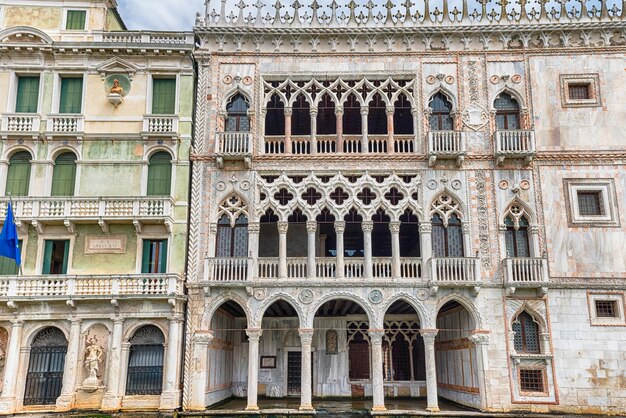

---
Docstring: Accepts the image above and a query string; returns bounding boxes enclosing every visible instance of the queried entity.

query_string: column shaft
[361,109,369,152]
[299,329,314,411]
[248,222,260,279]
[310,110,318,154]
[160,317,183,409]
[369,330,386,412]
[57,318,82,410]
[284,108,292,154]
[335,109,344,152]
[102,318,125,410]
[277,221,288,279]
[245,329,262,411]
[188,331,213,410]
[420,223,432,279]
[390,221,401,279]
[335,221,345,279]
[306,222,317,279]
[386,108,395,153]
[421,329,439,412]
[362,221,373,279]
[0,320,23,413]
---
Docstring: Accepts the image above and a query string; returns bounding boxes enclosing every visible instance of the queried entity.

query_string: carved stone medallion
[253,288,266,301]
[416,288,429,301]
[369,289,383,304]
[299,289,314,304]
[462,103,489,131]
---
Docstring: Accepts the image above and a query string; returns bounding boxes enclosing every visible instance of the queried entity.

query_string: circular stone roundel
[253,288,266,301]
[416,288,429,301]
[299,289,314,304]
[369,289,383,304]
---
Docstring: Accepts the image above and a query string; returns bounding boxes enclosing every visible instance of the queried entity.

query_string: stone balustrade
[494,129,536,165]
[45,114,85,138]
[0,274,183,299]
[263,134,415,155]
[430,256,481,284]
[428,130,466,166]
[142,115,180,139]
[1,113,41,138]
[96,32,194,45]
[215,132,252,167]
[503,257,549,286]
[207,257,251,282]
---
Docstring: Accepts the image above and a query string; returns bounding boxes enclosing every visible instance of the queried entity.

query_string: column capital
[277,221,289,234]
[362,220,374,232]
[368,329,385,343]
[385,106,395,115]
[360,107,369,115]
[9,320,24,328]
[194,330,215,344]
[284,107,293,117]
[248,222,261,233]
[335,107,344,116]
[298,328,314,344]
[389,221,401,233]
[334,220,346,233]
[309,108,318,116]
[419,222,432,234]
[69,318,82,326]
[209,223,218,235]
[306,221,317,233]
[420,329,439,343]
[112,318,125,326]
[246,328,263,341]
[462,222,471,233]
[468,331,489,346]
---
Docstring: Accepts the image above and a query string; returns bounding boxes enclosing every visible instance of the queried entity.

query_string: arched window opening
[432,213,464,257]
[348,322,370,380]
[216,214,248,257]
[291,94,311,136]
[494,92,521,130]
[24,327,68,405]
[400,210,420,257]
[372,209,391,257]
[344,208,364,258]
[147,151,172,196]
[126,325,165,395]
[51,152,77,197]
[394,93,413,135]
[5,151,32,197]
[259,209,279,257]
[368,93,387,135]
[225,94,250,132]
[265,94,285,136]
[287,209,308,258]
[343,93,362,135]
[317,93,336,135]
[429,92,453,131]
[513,311,540,354]
[505,215,530,257]
[317,209,336,257]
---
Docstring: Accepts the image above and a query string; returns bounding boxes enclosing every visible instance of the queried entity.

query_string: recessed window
[66,10,86,30]
[42,240,70,275]
[15,75,40,113]
[59,77,84,114]
[564,179,619,227]
[519,369,545,393]
[142,239,167,273]
[512,311,540,354]
[577,191,604,216]
[595,300,618,318]
[568,83,590,100]
[152,78,176,114]
[560,74,601,108]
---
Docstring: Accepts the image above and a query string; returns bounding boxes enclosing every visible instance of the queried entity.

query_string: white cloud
[117,0,203,31]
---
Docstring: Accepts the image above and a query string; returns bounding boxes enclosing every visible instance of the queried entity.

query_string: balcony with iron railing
[1,113,41,139]
[503,256,549,294]
[141,115,180,140]
[215,132,252,168]
[44,114,85,140]
[427,131,466,167]
[494,129,536,165]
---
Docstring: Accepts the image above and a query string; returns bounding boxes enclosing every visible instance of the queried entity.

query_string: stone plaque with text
[84,235,127,254]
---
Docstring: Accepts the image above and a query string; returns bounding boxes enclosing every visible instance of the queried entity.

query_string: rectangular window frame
[518,368,548,396]
[563,178,620,228]
[58,76,85,114]
[140,238,169,274]
[38,236,73,275]
[15,75,41,113]
[588,292,626,326]
[64,9,88,31]
[148,74,178,115]
[560,73,601,108]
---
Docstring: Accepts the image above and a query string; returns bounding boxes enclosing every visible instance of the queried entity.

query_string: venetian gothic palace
[0,0,624,415]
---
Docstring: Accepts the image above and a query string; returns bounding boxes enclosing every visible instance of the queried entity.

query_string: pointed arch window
[368,93,387,135]
[343,93,361,135]
[513,311,540,353]
[5,151,32,196]
[432,213,463,257]
[51,152,77,196]
[216,214,249,257]
[505,215,530,257]
[265,94,285,136]
[317,93,336,135]
[429,92,453,131]
[147,152,172,196]
[393,93,413,135]
[225,94,250,132]
[494,93,521,130]
[291,94,311,135]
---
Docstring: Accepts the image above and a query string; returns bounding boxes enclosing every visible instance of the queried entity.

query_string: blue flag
[0,203,21,267]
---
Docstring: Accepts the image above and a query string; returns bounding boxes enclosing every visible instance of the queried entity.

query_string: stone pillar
[160,316,183,409]
[419,222,432,279]
[362,220,374,279]
[284,107,293,154]
[0,320,23,414]
[102,318,125,411]
[208,223,218,259]
[368,330,386,412]
[310,109,318,154]
[389,221,401,279]
[462,222,472,257]
[57,318,82,410]
[248,222,260,279]
[411,108,420,152]
[386,107,395,153]
[259,108,267,154]
[188,331,214,410]
[277,221,288,279]
[299,329,314,411]
[469,332,490,411]
[245,329,262,411]
[361,107,369,152]
[335,108,344,152]
[334,221,345,279]
[306,221,317,279]
[421,329,439,412]
[529,225,541,257]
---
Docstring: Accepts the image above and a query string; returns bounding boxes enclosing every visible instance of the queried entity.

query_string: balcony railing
[428,131,466,166]
[263,135,415,155]
[96,32,194,45]
[45,114,84,137]
[0,274,183,298]
[503,257,549,287]
[494,130,536,165]
[430,257,481,284]
[1,113,41,138]
[142,115,179,139]
[215,132,252,168]
[207,257,251,282]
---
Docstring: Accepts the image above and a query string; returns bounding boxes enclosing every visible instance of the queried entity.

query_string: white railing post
[7,278,17,297]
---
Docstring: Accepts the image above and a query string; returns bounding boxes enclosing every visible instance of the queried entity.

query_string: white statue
[83,343,104,388]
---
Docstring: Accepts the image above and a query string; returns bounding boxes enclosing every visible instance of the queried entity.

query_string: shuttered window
[66,10,86,30]
[151,79,176,114]
[16,76,40,113]
[0,240,22,275]
[51,153,77,197]
[5,151,32,197]
[59,78,83,114]
[42,240,70,275]
[147,152,172,196]
[142,239,167,274]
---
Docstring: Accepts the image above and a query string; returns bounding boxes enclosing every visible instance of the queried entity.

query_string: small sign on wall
[260,356,276,369]
[84,235,127,254]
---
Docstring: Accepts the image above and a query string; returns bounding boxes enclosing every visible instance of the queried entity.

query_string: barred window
[568,83,590,100]
[577,191,605,216]
[595,300,618,318]
[519,369,544,393]
[513,311,540,354]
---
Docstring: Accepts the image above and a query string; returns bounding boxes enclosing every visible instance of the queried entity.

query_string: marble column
[389,221,401,279]
[277,221,288,279]
[530,225,541,257]
[386,107,395,153]
[362,220,374,279]
[0,320,23,414]
[360,108,369,152]
[57,318,82,410]
[469,332,490,411]
[368,330,386,412]
[248,222,260,279]
[411,108,420,151]
[299,329,314,411]
[160,316,183,409]
[334,221,345,279]
[102,318,125,411]
[188,331,214,410]
[335,108,344,152]
[419,222,432,280]
[462,222,472,257]
[310,109,318,154]
[284,108,293,154]
[421,329,439,412]
[306,221,317,279]
[245,329,262,411]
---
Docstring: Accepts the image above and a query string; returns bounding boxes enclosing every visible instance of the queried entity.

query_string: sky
[117,0,203,31]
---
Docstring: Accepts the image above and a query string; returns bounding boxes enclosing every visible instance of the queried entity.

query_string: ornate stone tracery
[217,194,249,226]
[429,193,463,226]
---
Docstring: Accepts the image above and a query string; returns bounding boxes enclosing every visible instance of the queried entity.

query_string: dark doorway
[287,351,302,395]
[24,327,68,405]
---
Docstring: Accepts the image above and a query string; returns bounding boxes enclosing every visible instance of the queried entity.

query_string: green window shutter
[61,240,70,274]
[152,79,176,114]
[51,153,77,196]
[142,240,151,273]
[16,76,40,113]
[147,152,172,196]
[5,152,31,197]
[66,10,86,30]
[42,240,53,274]
[60,77,83,114]
[158,240,168,273]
